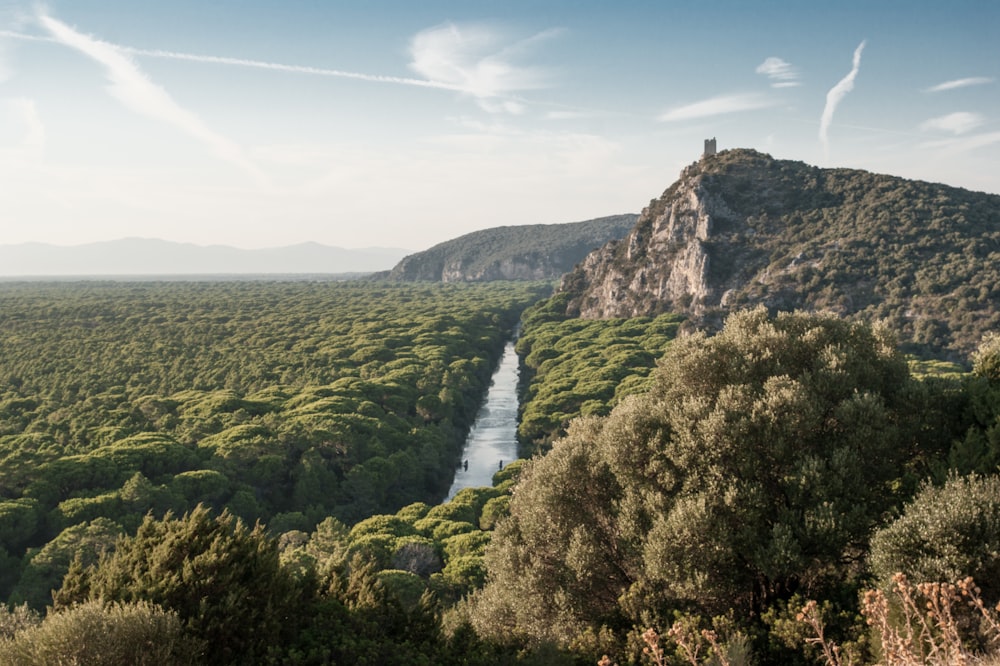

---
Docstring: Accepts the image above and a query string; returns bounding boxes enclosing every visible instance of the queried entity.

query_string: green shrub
[870,473,1000,602]
[0,600,203,666]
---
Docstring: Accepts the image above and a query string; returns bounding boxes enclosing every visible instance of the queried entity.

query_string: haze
[0,0,996,251]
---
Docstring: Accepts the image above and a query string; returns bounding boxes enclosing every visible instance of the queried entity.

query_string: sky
[0,1,997,252]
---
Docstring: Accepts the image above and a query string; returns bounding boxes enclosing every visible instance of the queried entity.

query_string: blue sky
[0,1,997,251]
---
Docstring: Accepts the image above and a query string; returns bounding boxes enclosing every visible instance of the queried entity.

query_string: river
[444,340,521,501]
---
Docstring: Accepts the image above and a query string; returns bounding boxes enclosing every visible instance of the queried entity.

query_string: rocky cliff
[380,215,636,282]
[560,149,1000,358]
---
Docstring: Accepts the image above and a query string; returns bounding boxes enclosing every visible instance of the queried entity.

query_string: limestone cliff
[560,149,1000,358]
[381,215,636,283]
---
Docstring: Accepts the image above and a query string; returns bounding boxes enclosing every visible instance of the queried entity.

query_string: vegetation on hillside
[382,215,636,282]
[561,149,1000,359]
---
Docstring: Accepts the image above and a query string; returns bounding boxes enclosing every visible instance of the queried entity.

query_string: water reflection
[445,341,520,501]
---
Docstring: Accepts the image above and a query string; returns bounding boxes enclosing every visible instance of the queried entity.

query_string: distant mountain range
[0,238,410,276]
[377,215,638,282]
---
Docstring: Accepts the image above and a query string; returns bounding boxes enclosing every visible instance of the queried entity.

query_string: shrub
[869,473,1000,603]
[0,600,203,666]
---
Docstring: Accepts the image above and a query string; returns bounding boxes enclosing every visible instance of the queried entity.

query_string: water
[445,340,520,501]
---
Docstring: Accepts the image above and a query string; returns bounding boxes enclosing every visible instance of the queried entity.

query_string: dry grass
[801,574,1000,666]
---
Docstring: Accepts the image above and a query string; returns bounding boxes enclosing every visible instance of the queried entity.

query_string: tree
[472,307,940,649]
[52,505,303,665]
[0,600,203,666]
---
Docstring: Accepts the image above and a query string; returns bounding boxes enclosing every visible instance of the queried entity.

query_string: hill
[559,149,1000,359]
[0,238,409,276]
[378,215,637,282]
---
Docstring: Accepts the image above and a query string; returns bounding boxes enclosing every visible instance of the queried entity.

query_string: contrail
[819,40,866,158]
[0,28,466,92]
[122,47,468,92]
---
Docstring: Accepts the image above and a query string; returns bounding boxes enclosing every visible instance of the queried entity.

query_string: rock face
[381,215,637,282]
[560,149,1000,358]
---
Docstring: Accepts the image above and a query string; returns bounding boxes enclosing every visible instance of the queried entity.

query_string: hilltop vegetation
[561,149,1000,360]
[381,214,636,282]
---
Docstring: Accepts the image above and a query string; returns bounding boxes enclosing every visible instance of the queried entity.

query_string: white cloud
[38,13,263,182]
[658,93,776,122]
[545,110,588,120]
[919,111,985,135]
[819,40,866,157]
[919,131,1000,154]
[924,77,994,93]
[408,23,561,112]
[755,57,800,88]
[0,97,45,153]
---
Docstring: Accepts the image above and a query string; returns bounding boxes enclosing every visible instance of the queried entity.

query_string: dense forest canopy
[0,280,548,610]
[0,271,998,663]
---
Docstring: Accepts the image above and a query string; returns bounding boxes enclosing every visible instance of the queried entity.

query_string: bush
[52,506,303,665]
[0,600,203,665]
[869,473,1000,603]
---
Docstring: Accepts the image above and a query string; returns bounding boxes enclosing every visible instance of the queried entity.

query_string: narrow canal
[444,340,521,501]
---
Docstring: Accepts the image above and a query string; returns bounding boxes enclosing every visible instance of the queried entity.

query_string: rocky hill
[559,149,1000,359]
[379,215,637,282]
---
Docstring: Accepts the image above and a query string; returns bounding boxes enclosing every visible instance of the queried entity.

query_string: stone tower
[703,137,717,158]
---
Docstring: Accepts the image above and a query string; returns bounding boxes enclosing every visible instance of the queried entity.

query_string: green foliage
[515,311,682,450]
[973,333,1000,381]
[0,603,39,641]
[0,280,546,604]
[472,307,949,652]
[0,599,203,666]
[11,518,122,609]
[869,473,1000,603]
[52,506,302,665]
[945,336,1000,475]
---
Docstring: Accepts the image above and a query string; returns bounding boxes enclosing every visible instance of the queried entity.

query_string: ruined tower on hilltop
[703,137,717,158]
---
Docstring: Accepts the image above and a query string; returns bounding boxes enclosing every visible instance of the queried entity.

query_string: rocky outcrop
[560,149,1000,358]
[564,158,759,319]
[381,215,637,283]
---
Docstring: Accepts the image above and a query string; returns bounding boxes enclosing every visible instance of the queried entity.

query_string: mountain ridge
[0,238,410,276]
[379,214,637,282]
[559,148,1000,359]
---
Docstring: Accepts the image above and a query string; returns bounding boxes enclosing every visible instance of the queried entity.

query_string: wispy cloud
[408,23,562,112]
[819,40,866,158]
[658,93,776,122]
[919,131,1000,153]
[0,26,467,92]
[924,77,994,93]
[920,111,985,135]
[37,14,263,181]
[755,57,800,88]
[0,97,45,152]
[125,46,466,92]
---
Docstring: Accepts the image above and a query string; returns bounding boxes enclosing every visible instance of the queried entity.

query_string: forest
[1,280,1000,666]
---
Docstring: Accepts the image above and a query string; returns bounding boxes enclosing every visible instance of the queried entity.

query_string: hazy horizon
[1,1,996,250]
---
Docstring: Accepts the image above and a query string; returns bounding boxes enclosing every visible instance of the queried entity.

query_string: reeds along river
[444,340,520,501]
